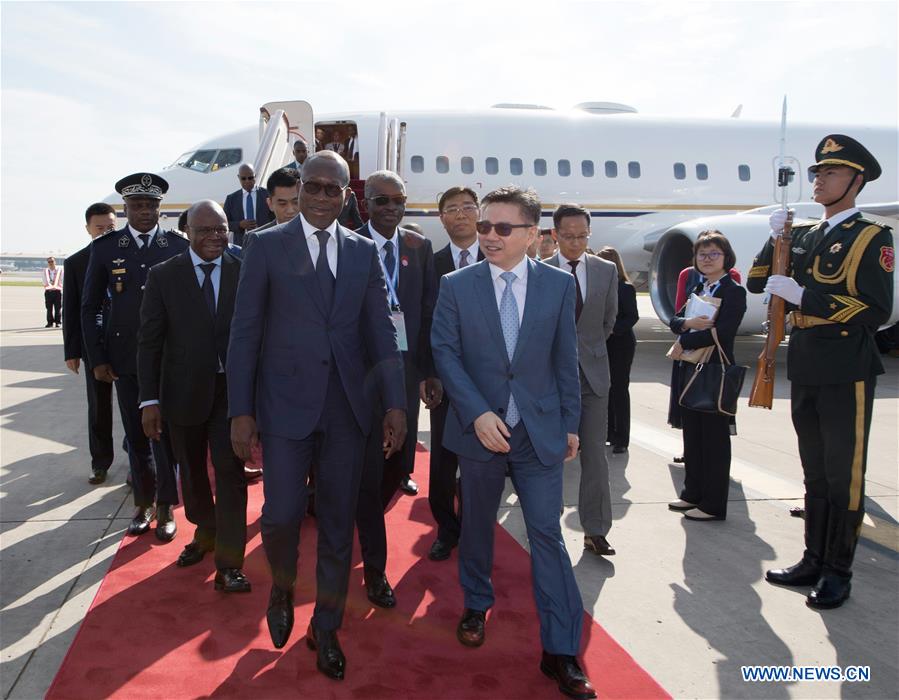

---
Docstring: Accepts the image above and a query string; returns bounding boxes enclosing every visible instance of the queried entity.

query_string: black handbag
[679,328,747,416]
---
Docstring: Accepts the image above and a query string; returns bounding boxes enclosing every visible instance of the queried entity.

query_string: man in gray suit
[545,204,618,557]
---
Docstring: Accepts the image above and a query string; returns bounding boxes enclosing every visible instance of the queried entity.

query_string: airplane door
[256,101,314,187]
[772,155,802,203]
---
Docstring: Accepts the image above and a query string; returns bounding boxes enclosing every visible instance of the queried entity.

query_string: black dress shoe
[806,573,851,609]
[364,572,396,608]
[215,568,251,593]
[306,623,345,680]
[155,504,177,542]
[244,466,263,480]
[428,539,455,562]
[45,323,53,328]
[672,455,685,464]
[766,558,822,587]
[540,652,597,699]
[789,506,806,518]
[456,608,486,647]
[399,476,418,495]
[583,535,615,556]
[267,586,294,649]
[612,445,627,454]
[88,469,107,485]
[127,506,155,536]
[177,540,212,567]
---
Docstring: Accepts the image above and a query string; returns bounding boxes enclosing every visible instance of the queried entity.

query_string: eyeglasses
[192,225,228,237]
[368,195,407,206]
[476,221,533,237]
[697,251,723,261]
[442,204,478,216]
[302,180,345,198]
[239,175,255,181]
[558,234,590,242]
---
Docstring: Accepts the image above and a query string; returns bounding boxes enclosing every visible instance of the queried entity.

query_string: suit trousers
[791,378,875,512]
[428,396,461,545]
[260,368,365,632]
[679,407,731,518]
[113,374,179,508]
[458,423,583,656]
[168,375,248,570]
[84,366,114,472]
[606,332,636,448]
[578,380,612,537]
[44,289,61,325]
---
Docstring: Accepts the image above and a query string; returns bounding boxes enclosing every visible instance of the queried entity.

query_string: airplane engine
[648,213,899,335]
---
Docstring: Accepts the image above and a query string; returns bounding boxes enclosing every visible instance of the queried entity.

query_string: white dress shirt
[303,214,338,277]
[128,224,159,247]
[557,249,587,297]
[821,206,859,231]
[489,256,529,326]
[188,247,222,305]
[367,222,400,286]
[450,240,480,270]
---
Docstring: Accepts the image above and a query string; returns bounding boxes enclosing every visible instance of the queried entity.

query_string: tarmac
[1,283,897,699]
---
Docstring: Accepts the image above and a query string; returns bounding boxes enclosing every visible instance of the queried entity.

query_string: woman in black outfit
[666,231,746,521]
[598,247,639,454]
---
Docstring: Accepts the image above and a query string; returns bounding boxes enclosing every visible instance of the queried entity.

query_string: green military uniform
[750,134,894,609]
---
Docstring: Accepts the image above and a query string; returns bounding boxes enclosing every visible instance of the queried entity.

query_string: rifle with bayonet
[749,97,794,409]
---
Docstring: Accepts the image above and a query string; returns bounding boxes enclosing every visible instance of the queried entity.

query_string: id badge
[391,310,408,351]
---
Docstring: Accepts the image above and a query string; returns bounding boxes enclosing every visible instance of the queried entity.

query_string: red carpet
[48,447,668,699]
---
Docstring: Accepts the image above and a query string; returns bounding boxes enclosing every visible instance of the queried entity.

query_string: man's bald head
[186,200,228,261]
[186,199,227,227]
[302,151,350,188]
[238,163,256,192]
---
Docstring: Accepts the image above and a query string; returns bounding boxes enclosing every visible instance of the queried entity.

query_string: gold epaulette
[812,224,883,294]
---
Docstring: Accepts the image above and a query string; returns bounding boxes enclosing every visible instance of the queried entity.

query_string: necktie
[314,230,335,310]
[808,221,829,252]
[138,233,150,249]
[499,271,520,428]
[458,249,470,268]
[199,263,216,317]
[383,239,396,285]
[245,191,255,220]
[568,259,584,322]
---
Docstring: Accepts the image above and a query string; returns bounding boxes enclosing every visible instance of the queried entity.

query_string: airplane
[103,100,899,333]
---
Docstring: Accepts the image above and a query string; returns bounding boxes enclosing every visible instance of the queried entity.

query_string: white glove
[765,274,804,306]
[769,209,789,238]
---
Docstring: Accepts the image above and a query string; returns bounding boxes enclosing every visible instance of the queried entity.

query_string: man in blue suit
[431,186,596,700]
[226,151,407,680]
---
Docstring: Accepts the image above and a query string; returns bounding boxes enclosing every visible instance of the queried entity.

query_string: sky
[1,0,896,254]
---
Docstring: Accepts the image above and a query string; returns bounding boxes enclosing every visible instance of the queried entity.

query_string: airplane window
[558,160,571,177]
[177,149,217,173]
[534,159,547,176]
[461,157,474,174]
[436,156,449,174]
[581,160,594,177]
[510,158,523,176]
[486,157,499,175]
[673,162,686,180]
[628,161,641,178]
[807,170,815,183]
[411,156,424,173]
[213,148,242,171]
[738,164,751,181]
[696,163,709,180]
[605,161,618,178]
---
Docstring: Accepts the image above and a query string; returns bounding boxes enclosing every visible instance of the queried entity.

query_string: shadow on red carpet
[47,447,668,699]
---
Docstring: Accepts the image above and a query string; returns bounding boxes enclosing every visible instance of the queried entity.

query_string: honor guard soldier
[81,173,189,540]
[748,135,894,609]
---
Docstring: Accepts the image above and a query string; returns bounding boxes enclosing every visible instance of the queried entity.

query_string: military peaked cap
[809,134,882,181]
[115,172,169,199]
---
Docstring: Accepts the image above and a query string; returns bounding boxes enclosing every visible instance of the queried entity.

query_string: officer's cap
[808,135,881,182]
[115,172,169,199]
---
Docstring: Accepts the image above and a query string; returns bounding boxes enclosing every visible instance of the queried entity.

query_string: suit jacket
[431,258,581,466]
[356,224,437,379]
[670,273,746,365]
[226,216,405,439]
[137,250,240,425]
[63,243,98,365]
[433,243,484,280]
[223,187,273,246]
[543,253,618,395]
[612,279,639,337]
[81,227,189,375]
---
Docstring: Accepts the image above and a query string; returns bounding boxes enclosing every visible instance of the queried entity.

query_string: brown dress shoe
[584,535,615,556]
[456,608,486,647]
[540,652,597,699]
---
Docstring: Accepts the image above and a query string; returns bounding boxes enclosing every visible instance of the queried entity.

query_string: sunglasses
[302,181,345,198]
[476,221,533,237]
[368,195,407,206]
[239,175,256,181]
